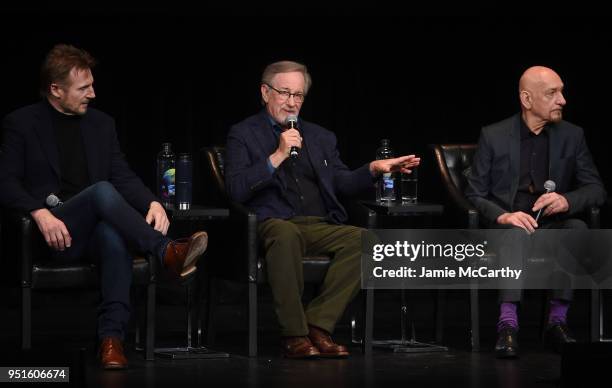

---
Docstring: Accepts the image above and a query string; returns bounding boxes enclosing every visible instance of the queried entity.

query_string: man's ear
[260,84,270,104]
[49,83,63,99]
[519,90,532,110]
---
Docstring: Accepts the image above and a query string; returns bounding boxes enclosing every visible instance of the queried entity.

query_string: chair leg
[363,288,374,356]
[205,277,218,346]
[132,287,145,350]
[185,279,195,348]
[541,292,550,338]
[435,290,446,344]
[145,281,156,361]
[248,283,257,357]
[349,290,363,345]
[21,286,32,350]
[350,310,360,345]
[134,303,141,350]
[591,289,602,342]
[470,288,480,352]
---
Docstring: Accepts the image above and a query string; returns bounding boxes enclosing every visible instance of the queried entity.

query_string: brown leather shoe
[163,231,208,277]
[281,336,320,359]
[308,325,349,358]
[99,337,128,370]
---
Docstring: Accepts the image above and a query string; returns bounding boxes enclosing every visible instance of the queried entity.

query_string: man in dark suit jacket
[466,66,606,358]
[0,44,209,369]
[226,60,420,358]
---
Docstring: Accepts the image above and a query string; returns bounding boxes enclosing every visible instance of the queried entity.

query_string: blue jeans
[50,181,168,340]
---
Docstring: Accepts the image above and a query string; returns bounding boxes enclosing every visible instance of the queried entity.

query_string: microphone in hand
[286,114,299,158]
[534,180,556,223]
[45,193,63,208]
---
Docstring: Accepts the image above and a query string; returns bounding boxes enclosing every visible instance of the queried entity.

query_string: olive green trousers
[258,216,363,336]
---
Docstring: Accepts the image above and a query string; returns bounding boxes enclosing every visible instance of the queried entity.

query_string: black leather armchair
[431,144,481,351]
[1,210,157,360]
[200,146,375,357]
[432,143,603,350]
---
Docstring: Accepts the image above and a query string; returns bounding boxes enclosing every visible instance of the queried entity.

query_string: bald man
[466,66,606,358]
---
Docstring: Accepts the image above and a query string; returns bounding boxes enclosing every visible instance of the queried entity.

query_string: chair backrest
[432,144,476,191]
[200,146,227,205]
[431,144,478,224]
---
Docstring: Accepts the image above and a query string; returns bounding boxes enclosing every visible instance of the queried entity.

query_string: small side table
[154,205,230,359]
[361,200,448,353]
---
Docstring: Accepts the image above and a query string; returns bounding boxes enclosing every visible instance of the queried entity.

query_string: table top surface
[361,200,443,215]
[164,204,229,220]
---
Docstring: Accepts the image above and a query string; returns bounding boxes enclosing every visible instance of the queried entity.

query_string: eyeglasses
[265,83,305,103]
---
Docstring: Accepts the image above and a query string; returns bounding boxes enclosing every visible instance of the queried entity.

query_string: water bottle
[175,153,193,210]
[375,139,396,202]
[156,142,175,208]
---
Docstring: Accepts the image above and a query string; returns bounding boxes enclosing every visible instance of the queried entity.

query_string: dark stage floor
[1,338,566,388]
[1,286,611,388]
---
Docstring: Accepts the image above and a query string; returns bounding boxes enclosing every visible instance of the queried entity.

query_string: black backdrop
[2,6,610,205]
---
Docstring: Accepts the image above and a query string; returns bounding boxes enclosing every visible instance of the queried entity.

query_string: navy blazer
[465,113,607,224]
[0,101,157,214]
[225,110,374,223]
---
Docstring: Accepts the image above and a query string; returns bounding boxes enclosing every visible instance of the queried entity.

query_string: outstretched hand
[369,155,420,176]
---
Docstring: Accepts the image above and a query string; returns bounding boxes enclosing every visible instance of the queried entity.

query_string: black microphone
[286,114,299,158]
[534,180,556,223]
[45,193,63,208]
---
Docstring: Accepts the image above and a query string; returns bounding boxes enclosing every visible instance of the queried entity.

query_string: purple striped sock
[548,299,569,326]
[497,302,519,333]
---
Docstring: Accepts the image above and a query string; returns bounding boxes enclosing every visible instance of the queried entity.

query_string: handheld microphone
[45,193,63,208]
[286,115,299,158]
[534,180,556,223]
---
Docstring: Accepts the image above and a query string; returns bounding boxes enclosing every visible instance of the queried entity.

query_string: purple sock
[548,299,569,326]
[497,302,519,333]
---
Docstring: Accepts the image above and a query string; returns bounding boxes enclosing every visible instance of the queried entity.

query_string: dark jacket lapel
[32,101,60,179]
[547,121,562,185]
[302,124,332,191]
[508,114,521,208]
[251,110,288,184]
[80,112,100,182]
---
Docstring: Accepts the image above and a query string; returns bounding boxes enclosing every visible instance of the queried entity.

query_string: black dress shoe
[495,327,519,359]
[544,323,576,353]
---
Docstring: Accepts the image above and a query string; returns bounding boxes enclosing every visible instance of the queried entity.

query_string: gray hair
[261,60,312,94]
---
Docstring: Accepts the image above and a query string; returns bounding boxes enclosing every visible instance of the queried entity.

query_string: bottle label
[383,173,394,189]
[160,164,176,200]
[380,172,395,201]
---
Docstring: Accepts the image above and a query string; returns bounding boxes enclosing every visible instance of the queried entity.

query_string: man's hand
[30,208,72,251]
[146,201,170,235]
[532,192,569,217]
[369,155,421,176]
[269,128,302,168]
[497,211,538,233]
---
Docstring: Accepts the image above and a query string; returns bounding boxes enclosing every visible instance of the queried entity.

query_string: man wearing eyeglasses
[225,60,420,358]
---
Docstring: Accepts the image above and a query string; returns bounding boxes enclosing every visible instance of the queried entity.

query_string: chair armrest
[468,209,480,229]
[344,199,377,229]
[1,210,42,287]
[144,252,157,283]
[588,206,600,229]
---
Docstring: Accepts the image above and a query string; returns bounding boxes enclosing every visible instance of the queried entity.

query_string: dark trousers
[258,216,362,337]
[496,218,588,303]
[50,181,166,340]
